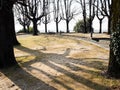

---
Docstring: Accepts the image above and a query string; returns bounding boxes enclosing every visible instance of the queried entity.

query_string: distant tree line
[74,0,111,34]
[14,0,77,35]
[14,0,111,35]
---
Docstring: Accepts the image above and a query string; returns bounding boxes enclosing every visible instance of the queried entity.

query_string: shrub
[29,27,34,33]
[73,18,93,33]
[17,27,38,34]
[17,29,25,33]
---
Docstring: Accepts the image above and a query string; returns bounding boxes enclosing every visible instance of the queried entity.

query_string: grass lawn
[0,34,120,90]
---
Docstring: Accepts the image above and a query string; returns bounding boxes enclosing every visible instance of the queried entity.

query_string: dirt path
[0,34,117,90]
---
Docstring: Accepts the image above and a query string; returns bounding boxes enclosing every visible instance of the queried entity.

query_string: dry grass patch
[0,34,119,90]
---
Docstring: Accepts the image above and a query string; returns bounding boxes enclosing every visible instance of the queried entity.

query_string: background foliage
[73,18,93,33]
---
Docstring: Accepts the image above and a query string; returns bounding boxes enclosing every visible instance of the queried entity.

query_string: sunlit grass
[7,34,120,90]
[17,35,78,48]
[16,56,36,64]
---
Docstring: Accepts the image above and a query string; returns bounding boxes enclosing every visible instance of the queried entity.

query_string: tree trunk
[66,20,69,33]
[83,13,87,33]
[83,0,87,33]
[107,17,111,34]
[9,5,20,46]
[45,23,47,33]
[45,15,48,34]
[107,0,120,78]
[12,29,20,46]
[99,20,102,33]
[89,15,95,38]
[0,2,18,68]
[23,22,27,33]
[56,18,59,33]
[27,25,30,33]
[33,20,38,35]
[107,46,120,78]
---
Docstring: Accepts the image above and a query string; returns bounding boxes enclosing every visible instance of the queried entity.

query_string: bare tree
[18,17,31,33]
[61,0,75,33]
[42,0,51,34]
[89,0,96,37]
[14,4,31,33]
[94,0,112,34]
[53,0,62,33]
[96,0,105,33]
[102,0,111,34]
[23,0,45,35]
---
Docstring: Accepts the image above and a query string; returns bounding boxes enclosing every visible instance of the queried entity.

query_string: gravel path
[80,37,110,50]
[62,33,110,50]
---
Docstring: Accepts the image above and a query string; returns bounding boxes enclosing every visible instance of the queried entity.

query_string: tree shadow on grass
[13,45,110,90]
[0,62,56,89]
[73,58,108,71]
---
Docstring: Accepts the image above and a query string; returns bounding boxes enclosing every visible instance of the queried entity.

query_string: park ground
[0,33,120,90]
